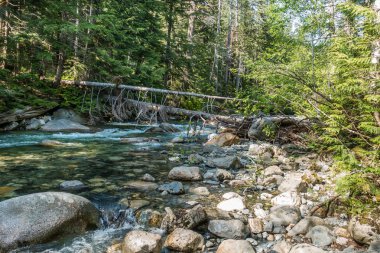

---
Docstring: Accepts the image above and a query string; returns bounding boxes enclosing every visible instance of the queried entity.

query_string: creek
[0,123,219,252]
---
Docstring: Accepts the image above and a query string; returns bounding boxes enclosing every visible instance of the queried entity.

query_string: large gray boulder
[348,216,380,245]
[268,205,301,227]
[53,108,86,124]
[306,225,335,247]
[41,119,90,131]
[208,220,249,239]
[168,166,202,181]
[0,192,100,252]
[288,216,325,236]
[206,156,243,170]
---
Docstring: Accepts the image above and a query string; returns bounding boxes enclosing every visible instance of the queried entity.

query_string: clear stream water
[0,123,223,252]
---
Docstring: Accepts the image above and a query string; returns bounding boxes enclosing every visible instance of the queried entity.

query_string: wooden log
[61,80,243,101]
[0,107,53,125]
[120,98,246,125]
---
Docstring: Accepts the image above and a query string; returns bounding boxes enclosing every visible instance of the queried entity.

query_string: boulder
[60,180,86,190]
[53,108,86,124]
[26,118,45,130]
[271,191,301,207]
[208,220,249,239]
[217,198,245,212]
[268,206,301,227]
[288,216,325,237]
[0,192,100,252]
[206,156,243,170]
[278,172,307,193]
[168,166,202,181]
[178,205,207,229]
[122,230,162,253]
[348,216,379,245]
[216,239,256,253]
[306,225,335,247]
[124,181,158,191]
[157,182,185,195]
[248,217,263,234]
[41,119,90,131]
[289,243,326,253]
[205,133,240,147]
[165,228,204,252]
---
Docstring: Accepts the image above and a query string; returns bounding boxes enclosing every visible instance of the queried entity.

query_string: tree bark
[53,49,65,87]
[211,0,222,93]
[74,0,79,58]
[164,0,175,87]
[1,0,9,69]
[224,0,233,93]
[183,0,196,88]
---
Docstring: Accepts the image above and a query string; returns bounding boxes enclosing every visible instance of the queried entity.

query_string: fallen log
[121,98,246,125]
[61,80,243,101]
[0,107,53,126]
[112,97,308,139]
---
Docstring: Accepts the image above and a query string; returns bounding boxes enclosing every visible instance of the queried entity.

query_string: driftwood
[121,98,246,125]
[108,97,308,139]
[61,80,242,101]
[0,107,52,125]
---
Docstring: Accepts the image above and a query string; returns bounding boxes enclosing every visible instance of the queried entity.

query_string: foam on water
[0,128,145,148]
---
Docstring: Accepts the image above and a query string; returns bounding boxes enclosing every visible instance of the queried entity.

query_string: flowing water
[0,123,218,252]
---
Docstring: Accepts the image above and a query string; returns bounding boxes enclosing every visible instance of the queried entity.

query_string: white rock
[271,191,301,207]
[217,198,245,212]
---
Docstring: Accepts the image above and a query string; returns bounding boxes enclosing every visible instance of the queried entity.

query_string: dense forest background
[0,0,379,210]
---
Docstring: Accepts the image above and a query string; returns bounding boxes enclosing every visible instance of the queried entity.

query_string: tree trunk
[1,0,9,69]
[53,50,65,87]
[164,0,175,87]
[211,0,222,93]
[224,0,233,93]
[183,0,196,89]
[61,80,242,101]
[372,0,380,126]
[74,0,79,58]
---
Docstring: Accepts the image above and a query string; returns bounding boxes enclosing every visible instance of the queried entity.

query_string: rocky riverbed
[0,118,379,253]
